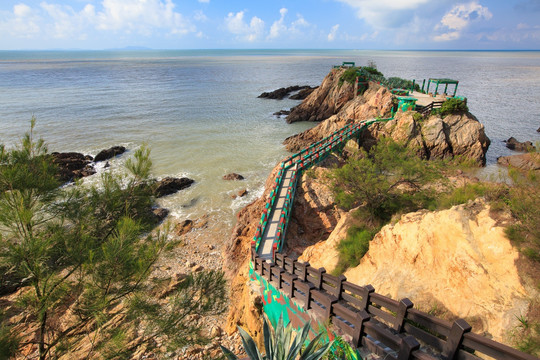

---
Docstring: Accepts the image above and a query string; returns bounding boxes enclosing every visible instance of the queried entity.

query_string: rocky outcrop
[339,199,532,343]
[154,177,194,198]
[258,85,314,100]
[505,137,535,152]
[284,85,394,152]
[286,68,356,123]
[94,146,126,162]
[289,87,317,100]
[362,111,491,165]
[497,153,540,171]
[52,152,96,182]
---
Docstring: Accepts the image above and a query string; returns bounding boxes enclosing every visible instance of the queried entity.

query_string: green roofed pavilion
[426,78,459,97]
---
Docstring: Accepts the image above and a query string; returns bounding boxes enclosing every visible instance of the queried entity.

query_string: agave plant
[220,315,333,360]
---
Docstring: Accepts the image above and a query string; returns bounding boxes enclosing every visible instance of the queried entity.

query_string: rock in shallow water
[505,137,535,152]
[94,146,126,162]
[52,152,95,182]
[155,177,194,197]
[222,173,244,181]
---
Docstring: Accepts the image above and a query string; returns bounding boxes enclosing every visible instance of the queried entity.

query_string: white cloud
[267,8,311,40]
[334,0,431,29]
[0,0,196,41]
[198,0,209,3]
[434,2,492,41]
[224,11,264,42]
[328,24,339,41]
[95,0,194,36]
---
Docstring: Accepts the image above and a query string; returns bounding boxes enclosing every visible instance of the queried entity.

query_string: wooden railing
[251,247,537,360]
[416,101,445,117]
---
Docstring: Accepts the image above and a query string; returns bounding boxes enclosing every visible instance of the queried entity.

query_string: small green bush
[363,66,384,77]
[387,77,421,92]
[413,112,423,122]
[339,67,359,86]
[440,98,469,116]
[333,226,378,275]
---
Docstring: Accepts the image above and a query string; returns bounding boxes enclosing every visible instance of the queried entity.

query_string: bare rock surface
[258,85,313,100]
[341,199,531,343]
[497,153,540,171]
[52,152,96,182]
[286,68,355,123]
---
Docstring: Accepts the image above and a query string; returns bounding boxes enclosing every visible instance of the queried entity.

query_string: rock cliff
[301,199,535,343]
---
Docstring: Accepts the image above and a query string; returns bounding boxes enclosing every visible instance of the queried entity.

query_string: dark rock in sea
[52,152,95,182]
[223,173,244,181]
[152,207,169,223]
[258,85,312,100]
[505,137,535,152]
[537,126,540,133]
[238,189,248,197]
[273,110,290,117]
[94,146,126,162]
[155,177,194,198]
[289,86,318,100]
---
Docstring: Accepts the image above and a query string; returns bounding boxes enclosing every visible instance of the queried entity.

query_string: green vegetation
[439,98,469,117]
[362,66,384,77]
[338,67,361,86]
[511,310,540,357]
[413,112,423,122]
[333,226,379,275]
[221,315,333,360]
[0,119,226,359]
[387,77,421,92]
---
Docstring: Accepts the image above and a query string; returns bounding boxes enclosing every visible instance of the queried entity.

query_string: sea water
[0,50,539,227]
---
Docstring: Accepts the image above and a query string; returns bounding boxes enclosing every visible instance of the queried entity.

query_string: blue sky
[0,0,539,50]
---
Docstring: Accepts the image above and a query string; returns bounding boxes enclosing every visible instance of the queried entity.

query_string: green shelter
[426,78,459,97]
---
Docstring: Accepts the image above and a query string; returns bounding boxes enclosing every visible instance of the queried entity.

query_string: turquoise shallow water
[0,49,539,225]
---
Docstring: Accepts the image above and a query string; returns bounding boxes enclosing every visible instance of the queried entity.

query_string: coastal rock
[273,110,290,117]
[505,137,535,152]
[155,177,194,197]
[258,85,312,100]
[289,86,317,100]
[286,68,355,123]
[284,85,394,152]
[175,219,194,236]
[51,152,95,182]
[94,146,126,162]
[342,199,530,343]
[223,173,244,181]
[152,208,169,222]
[497,153,540,171]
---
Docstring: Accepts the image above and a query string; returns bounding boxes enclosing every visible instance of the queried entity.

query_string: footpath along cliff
[223,67,536,348]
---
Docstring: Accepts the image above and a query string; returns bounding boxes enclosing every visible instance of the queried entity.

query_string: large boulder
[154,177,194,197]
[258,85,313,100]
[94,146,126,162]
[223,173,244,181]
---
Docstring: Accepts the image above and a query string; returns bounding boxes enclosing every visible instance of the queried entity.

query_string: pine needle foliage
[0,119,227,359]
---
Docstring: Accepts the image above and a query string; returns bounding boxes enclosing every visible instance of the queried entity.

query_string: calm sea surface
[0,50,539,226]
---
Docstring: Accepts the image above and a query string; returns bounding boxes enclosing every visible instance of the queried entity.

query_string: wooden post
[300,262,309,282]
[336,275,346,300]
[361,285,375,310]
[395,298,414,333]
[315,268,326,289]
[397,336,420,360]
[443,319,472,360]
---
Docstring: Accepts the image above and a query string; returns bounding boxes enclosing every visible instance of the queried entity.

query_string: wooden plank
[406,309,452,337]
[371,292,400,311]
[403,322,446,352]
[368,305,398,326]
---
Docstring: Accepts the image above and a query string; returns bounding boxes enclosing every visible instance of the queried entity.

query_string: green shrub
[333,226,378,275]
[339,67,360,86]
[413,112,423,122]
[362,66,384,77]
[387,77,421,92]
[440,98,469,116]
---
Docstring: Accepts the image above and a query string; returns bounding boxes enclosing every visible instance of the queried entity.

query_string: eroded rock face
[284,85,394,152]
[341,199,530,343]
[286,68,355,124]
[361,111,490,165]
